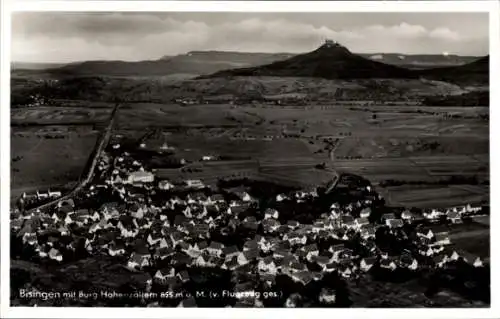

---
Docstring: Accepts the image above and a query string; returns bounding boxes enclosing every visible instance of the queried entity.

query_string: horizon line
[11,50,487,65]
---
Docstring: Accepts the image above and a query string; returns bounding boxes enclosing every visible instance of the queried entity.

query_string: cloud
[11,13,488,62]
[429,27,461,41]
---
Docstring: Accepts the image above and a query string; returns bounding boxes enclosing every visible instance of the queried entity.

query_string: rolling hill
[201,41,418,80]
[419,56,489,86]
[202,42,488,87]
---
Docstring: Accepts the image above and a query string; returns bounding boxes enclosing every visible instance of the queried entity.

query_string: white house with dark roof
[147,233,162,247]
[339,264,353,278]
[258,257,278,275]
[284,232,307,246]
[301,244,319,262]
[207,241,224,257]
[154,267,176,283]
[290,271,314,285]
[446,210,462,224]
[433,232,451,246]
[360,257,377,272]
[354,217,369,229]
[387,218,404,229]
[473,257,484,267]
[185,179,205,189]
[20,225,38,246]
[417,229,434,240]
[276,194,287,202]
[264,208,279,220]
[357,207,370,218]
[159,180,175,190]
[127,252,151,270]
[443,250,458,263]
[381,213,396,223]
[424,208,444,221]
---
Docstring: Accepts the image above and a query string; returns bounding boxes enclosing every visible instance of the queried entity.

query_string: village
[11,137,489,307]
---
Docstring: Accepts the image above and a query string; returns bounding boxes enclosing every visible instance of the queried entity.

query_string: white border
[1,1,499,318]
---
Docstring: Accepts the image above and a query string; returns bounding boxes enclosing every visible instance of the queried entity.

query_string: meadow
[10,105,111,200]
[11,128,98,199]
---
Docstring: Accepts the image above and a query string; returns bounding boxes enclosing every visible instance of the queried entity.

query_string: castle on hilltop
[324,39,339,47]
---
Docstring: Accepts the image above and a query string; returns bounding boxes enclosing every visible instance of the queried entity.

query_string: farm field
[334,155,489,208]
[141,132,327,163]
[12,102,489,209]
[333,135,488,159]
[115,103,261,129]
[110,102,489,208]
[154,159,335,189]
[11,128,98,200]
[11,106,113,125]
[378,185,489,208]
[450,231,490,259]
[333,156,489,183]
[115,103,488,160]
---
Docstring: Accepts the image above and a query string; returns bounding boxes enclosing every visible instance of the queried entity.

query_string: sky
[11,12,489,63]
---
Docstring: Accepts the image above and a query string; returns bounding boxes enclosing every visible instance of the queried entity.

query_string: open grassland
[11,127,99,200]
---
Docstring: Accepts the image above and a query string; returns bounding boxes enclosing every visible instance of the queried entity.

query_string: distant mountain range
[12,47,482,79]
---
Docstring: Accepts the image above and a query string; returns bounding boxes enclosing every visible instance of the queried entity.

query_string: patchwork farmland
[10,104,113,200]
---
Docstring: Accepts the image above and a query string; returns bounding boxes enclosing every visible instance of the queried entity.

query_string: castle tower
[325,39,335,47]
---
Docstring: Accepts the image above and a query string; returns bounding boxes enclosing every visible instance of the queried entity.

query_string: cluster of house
[20,189,62,206]
[24,94,47,107]
[11,145,488,307]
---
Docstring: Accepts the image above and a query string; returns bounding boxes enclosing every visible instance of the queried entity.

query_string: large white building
[128,171,155,184]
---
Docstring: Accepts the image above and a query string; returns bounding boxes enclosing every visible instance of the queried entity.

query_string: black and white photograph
[2,0,498,316]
